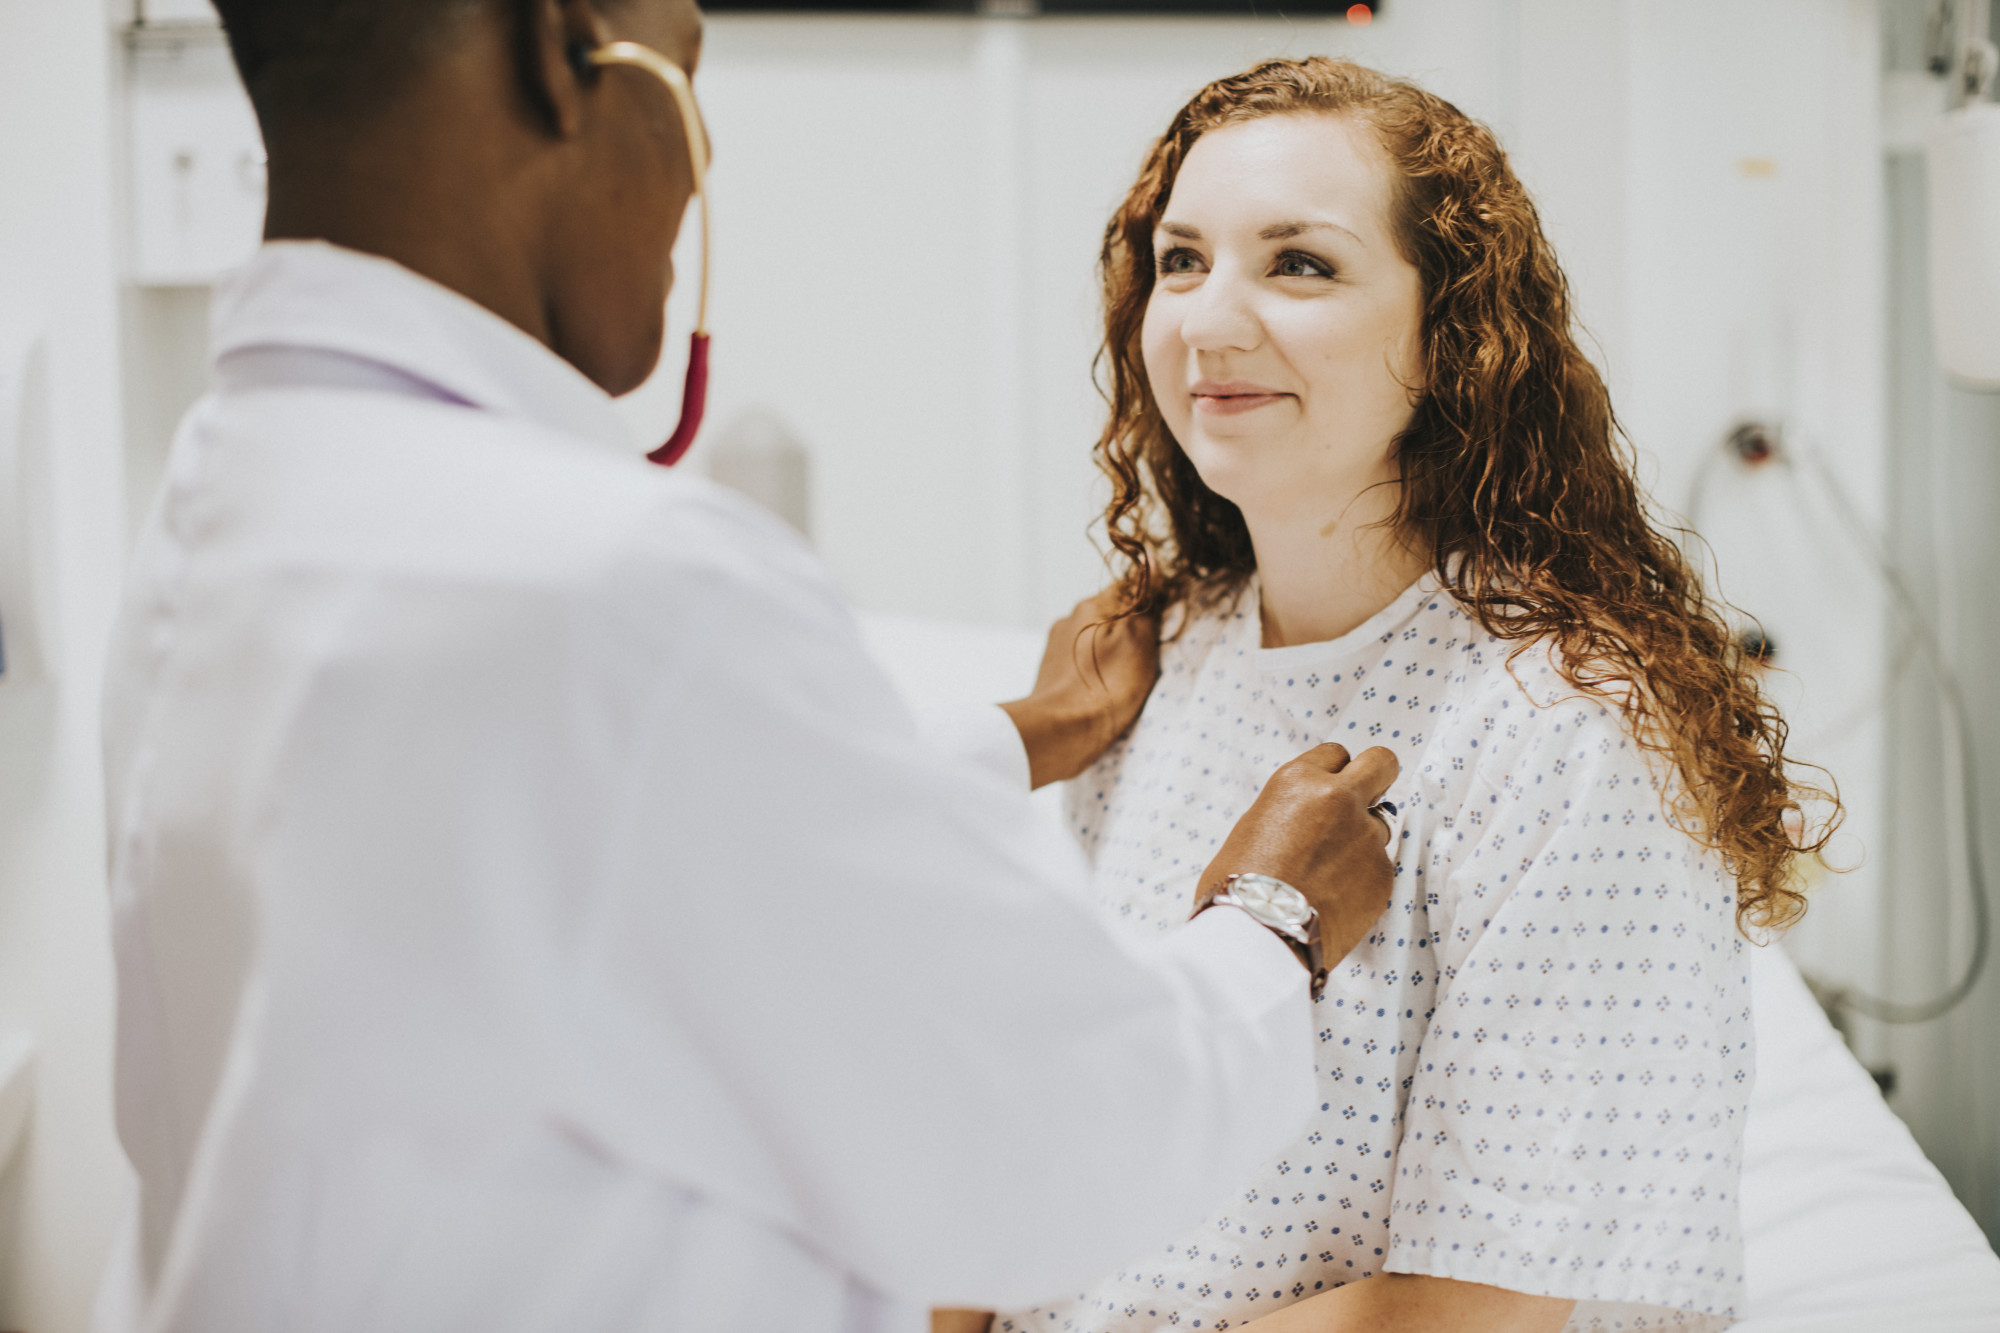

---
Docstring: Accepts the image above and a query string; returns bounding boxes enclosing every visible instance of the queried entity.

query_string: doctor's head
[211,0,705,396]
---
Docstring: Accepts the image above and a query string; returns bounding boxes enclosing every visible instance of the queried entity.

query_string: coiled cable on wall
[1686,424,1990,1026]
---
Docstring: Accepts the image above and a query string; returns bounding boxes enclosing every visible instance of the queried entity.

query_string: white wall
[0,0,133,1329]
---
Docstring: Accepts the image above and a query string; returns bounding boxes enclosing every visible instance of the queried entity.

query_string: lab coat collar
[211,241,640,458]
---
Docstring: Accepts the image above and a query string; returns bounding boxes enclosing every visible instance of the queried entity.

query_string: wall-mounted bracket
[123,18,265,286]
[0,1031,34,1178]
[0,327,54,685]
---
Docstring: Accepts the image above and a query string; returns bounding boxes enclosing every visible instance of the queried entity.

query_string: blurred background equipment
[0,1032,34,1186]
[1925,0,2000,388]
[0,328,54,685]
[1927,111,2000,388]
[1689,419,1990,1035]
[705,408,814,538]
[123,21,264,286]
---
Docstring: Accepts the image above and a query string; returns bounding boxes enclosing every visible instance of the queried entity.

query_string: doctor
[98,1,1400,1330]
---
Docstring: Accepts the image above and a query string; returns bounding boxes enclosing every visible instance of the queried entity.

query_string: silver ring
[1368,799,1397,819]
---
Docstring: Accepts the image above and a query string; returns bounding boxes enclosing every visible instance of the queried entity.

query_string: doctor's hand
[1200,743,1400,967]
[999,589,1159,790]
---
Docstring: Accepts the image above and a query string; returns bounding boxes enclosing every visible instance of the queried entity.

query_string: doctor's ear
[515,0,614,138]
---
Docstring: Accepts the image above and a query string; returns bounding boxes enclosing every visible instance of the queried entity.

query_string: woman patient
[943,57,1834,1333]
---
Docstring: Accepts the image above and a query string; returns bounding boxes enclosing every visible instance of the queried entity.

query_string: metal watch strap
[1197,876,1329,1002]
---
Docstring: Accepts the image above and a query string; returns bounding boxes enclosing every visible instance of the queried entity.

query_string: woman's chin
[1182,434,1296,509]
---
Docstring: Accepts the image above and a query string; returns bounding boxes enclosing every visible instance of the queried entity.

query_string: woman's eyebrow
[1155,220,1365,246]
[1259,219,1364,245]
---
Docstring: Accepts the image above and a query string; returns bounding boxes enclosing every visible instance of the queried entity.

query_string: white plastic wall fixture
[0,326,54,685]
[0,1032,31,1179]
[706,408,813,539]
[1926,102,2000,392]
[141,0,223,22]
[126,23,266,286]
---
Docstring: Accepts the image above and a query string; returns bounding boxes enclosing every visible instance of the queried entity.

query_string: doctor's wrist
[998,694,1104,790]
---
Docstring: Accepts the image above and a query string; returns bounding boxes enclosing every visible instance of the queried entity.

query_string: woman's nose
[1177,268,1262,354]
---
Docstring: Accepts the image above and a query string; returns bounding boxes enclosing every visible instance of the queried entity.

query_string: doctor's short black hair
[209,0,484,124]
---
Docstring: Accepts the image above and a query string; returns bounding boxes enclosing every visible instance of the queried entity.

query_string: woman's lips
[1193,390,1290,416]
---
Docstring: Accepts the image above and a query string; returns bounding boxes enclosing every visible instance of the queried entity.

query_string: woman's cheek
[1141,305,1190,435]
[1308,323,1408,430]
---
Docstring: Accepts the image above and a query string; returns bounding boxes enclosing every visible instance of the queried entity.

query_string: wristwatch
[1195,872,1329,1001]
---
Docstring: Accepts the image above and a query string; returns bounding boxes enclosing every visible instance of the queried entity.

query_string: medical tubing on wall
[1792,446,1990,1024]
[1685,436,1991,1025]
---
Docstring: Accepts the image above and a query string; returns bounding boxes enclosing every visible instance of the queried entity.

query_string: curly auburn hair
[1093,56,1834,932]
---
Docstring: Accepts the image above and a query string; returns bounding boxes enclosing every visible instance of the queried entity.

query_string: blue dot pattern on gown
[992,577,1750,1333]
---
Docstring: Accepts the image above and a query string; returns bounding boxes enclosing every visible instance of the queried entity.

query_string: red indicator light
[1347,3,1374,23]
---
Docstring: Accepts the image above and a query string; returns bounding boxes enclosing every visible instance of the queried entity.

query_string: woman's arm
[1241,1274,1572,1333]
[925,1269,1570,1332]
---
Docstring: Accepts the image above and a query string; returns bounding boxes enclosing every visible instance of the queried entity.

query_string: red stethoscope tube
[650,331,709,466]
[589,41,712,467]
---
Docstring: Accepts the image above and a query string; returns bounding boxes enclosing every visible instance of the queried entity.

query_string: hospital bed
[858,611,2000,1333]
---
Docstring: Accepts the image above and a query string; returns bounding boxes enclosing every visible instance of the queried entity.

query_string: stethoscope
[584,40,711,467]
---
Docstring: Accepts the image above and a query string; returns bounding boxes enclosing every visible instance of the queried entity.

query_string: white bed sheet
[856,611,2000,1331]
[1738,944,2000,1330]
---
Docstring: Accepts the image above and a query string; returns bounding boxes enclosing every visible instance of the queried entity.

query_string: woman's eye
[1274,251,1334,279]
[1156,247,1206,276]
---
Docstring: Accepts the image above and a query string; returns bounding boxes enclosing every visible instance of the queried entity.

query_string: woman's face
[1142,113,1426,526]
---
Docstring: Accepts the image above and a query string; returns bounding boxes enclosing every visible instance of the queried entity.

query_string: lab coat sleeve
[582,490,1315,1310]
[914,701,1032,790]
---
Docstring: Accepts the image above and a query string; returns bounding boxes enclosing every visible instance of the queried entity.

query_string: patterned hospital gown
[994,577,1750,1333]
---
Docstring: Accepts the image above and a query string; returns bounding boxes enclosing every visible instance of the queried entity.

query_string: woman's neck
[1247,484,1430,649]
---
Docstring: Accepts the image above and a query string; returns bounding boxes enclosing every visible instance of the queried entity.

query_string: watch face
[1230,873,1312,928]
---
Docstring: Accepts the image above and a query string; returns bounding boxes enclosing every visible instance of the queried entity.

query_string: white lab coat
[97,242,1315,1333]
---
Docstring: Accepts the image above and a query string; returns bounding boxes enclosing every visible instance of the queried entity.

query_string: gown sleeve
[1382,686,1752,1325]
[574,487,1317,1310]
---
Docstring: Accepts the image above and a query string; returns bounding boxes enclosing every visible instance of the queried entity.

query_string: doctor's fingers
[1332,746,1399,805]
[1287,741,1354,774]
[1282,742,1397,795]
[1068,592,1158,682]
[1272,745,1399,843]
[1032,590,1145,686]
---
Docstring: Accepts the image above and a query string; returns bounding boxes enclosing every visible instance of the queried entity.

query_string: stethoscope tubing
[588,40,711,466]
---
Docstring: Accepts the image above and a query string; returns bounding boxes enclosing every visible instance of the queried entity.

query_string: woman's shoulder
[1426,625,1660,795]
